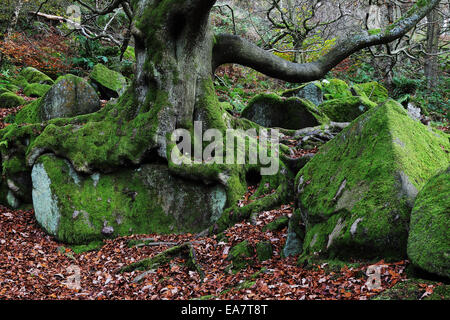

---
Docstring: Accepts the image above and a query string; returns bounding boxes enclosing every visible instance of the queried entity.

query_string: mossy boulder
[352,82,389,104]
[281,82,323,106]
[241,93,328,130]
[20,67,54,85]
[23,83,51,98]
[321,79,352,100]
[407,167,450,279]
[256,241,273,261]
[227,240,254,271]
[296,100,449,261]
[31,154,227,244]
[38,74,100,121]
[89,63,128,99]
[0,92,25,108]
[319,96,377,122]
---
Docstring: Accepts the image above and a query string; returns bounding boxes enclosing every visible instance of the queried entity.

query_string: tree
[2,0,442,233]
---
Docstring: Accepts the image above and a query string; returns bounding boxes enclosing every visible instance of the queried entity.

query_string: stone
[318,96,377,122]
[0,92,25,108]
[296,100,449,261]
[23,83,51,98]
[282,210,304,257]
[407,167,450,279]
[89,63,128,99]
[32,154,227,244]
[241,93,328,130]
[281,82,323,106]
[256,241,273,261]
[20,67,54,85]
[39,74,100,121]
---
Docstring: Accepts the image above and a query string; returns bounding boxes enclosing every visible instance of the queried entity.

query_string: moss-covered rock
[282,209,304,257]
[0,92,25,108]
[281,82,323,106]
[241,93,328,130]
[89,63,128,99]
[23,83,51,98]
[35,74,100,122]
[296,100,449,261]
[262,215,289,232]
[227,240,255,271]
[352,82,389,104]
[321,79,352,100]
[20,67,54,85]
[256,241,273,261]
[407,167,450,279]
[319,96,377,122]
[31,154,227,244]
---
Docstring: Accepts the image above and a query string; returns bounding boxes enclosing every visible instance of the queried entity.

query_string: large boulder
[407,167,450,279]
[40,74,100,121]
[89,63,128,99]
[318,96,377,122]
[295,100,449,261]
[281,82,323,106]
[13,74,100,123]
[31,154,227,244]
[20,67,54,85]
[241,93,328,130]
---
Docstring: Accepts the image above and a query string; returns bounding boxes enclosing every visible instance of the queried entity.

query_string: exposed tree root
[117,242,204,281]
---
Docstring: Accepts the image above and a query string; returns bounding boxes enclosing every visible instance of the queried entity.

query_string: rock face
[295,100,449,261]
[39,74,100,121]
[32,154,227,244]
[407,167,450,279]
[89,63,128,99]
[241,94,327,129]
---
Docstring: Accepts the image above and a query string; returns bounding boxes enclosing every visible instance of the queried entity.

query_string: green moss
[262,215,289,232]
[352,82,388,104]
[13,99,42,124]
[70,240,104,254]
[373,278,449,300]
[23,83,51,97]
[20,67,53,85]
[0,92,25,108]
[321,79,352,99]
[407,167,450,279]
[256,241,273,261]
[228,240,255,272]
[319,96,377,122]
[89,63,128,96]
[296,100,449,261]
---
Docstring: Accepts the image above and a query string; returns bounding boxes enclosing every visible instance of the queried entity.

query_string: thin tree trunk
[7,0,24,37]
[424,8,441,88]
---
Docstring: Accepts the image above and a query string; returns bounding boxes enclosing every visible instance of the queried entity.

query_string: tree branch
[213,0,441,83]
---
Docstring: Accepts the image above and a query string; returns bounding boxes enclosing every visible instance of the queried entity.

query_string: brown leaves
[0,203,411,300]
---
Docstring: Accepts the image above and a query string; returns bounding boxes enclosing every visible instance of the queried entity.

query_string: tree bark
[424,8,441,88]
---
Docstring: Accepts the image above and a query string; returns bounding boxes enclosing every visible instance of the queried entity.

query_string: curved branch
[213,0,441,83]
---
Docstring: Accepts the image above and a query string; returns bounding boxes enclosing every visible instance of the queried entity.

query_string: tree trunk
[7,0,24,37]
[424,8,441,88]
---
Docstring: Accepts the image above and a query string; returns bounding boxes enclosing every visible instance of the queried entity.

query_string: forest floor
[0,103,445,301]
